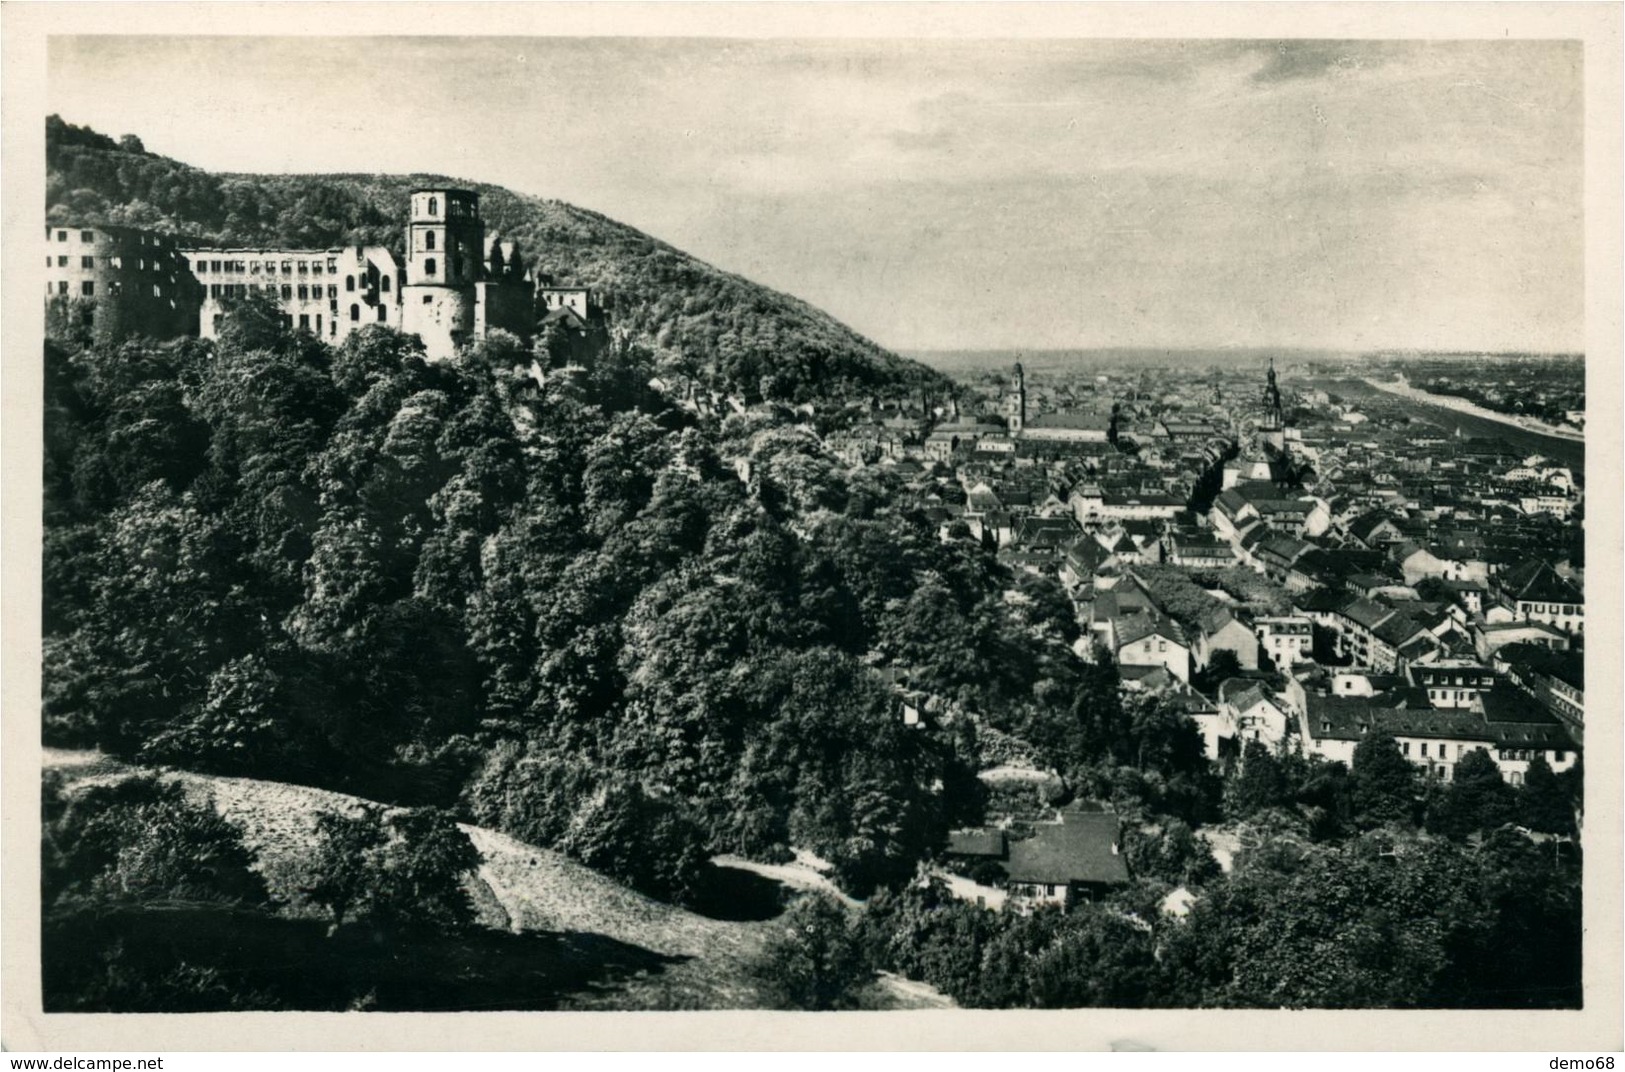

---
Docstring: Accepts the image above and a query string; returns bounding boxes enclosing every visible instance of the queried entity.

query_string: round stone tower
[401,188,483,360]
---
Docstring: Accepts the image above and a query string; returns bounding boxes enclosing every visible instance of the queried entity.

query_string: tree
[1424,749,1516,840]
[1519,754,1577,837]
[1163,832,1488,1008]
[43,775,269,910]
[1127,818,1221,887]
[1228,739,1286,818]
[304,804,388,931]
[1195,648,1242,693]
[1349,734,1416,828]
[565,779,711,907]
[138,653,298,774]
[370,807,483,932]
[750,893,869,1010]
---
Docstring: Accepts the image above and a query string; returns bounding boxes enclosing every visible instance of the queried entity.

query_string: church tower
[1260,357,1286,453]
[401,188,484,360]
[1007,361,1027,435]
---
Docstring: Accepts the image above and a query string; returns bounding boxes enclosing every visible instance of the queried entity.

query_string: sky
[47,35,1584,354]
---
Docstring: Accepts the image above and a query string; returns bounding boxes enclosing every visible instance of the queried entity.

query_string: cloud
[1239,40,1399,84]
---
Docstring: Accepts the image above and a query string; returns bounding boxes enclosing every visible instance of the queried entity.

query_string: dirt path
[933,869,1007,910]
[875,971,957,1009]
[709,850,860,908]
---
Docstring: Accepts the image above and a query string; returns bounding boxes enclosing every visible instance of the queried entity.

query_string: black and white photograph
[4,1,1621,1055]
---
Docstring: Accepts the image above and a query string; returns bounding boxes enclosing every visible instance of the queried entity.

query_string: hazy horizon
[50,36,1583,355]
[902,347,1586,373]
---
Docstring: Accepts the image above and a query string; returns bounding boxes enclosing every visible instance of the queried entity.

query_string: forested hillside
[41,118,1583,1013]
[46,115,947,405]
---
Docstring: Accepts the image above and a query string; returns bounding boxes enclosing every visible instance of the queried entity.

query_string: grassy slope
[45,749,771,1010]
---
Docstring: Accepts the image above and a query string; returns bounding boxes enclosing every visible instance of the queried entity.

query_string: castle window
[350,304,360,322]
[425,258,437,276]
[297,285,308,300]
[328,285,337,299]
[298,314,310,330]
[346,275,355,292]
[282,261,292,275]
[56,230,67,241]
[312,263,323,276]
[422,294,433,304]
[81,280,94,296]
[426,231,437,251]
[428,197,438,216]
[316,314,322,332]
[80,256,94,269]
[380,276,390,293]
[377,306,387,322]
[57,256,68,268]
[250,262,260,274]
[195,260,206,273]
[281,285,292,299]
[330,322,337,337]
[327,259,338,272]
[82,231,95,242]
[209,284,220,298]
[211,260,222,272]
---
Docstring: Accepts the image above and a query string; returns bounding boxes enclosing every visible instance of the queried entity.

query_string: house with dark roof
[1005,809,1130,909]
[1473,619,1571,661]
[1165,529,1237,569]
[1332,597,1396,667]
[1218,678,1289,751]
[1491,559,1584,635]
[1493,644,1583,742]
[1347,510,1406,549]
[1115,615,1191,683]
[945,828,1008,861]
[1255,615,1314,667]
[1371,612,1434,673]
[1059,537,1106,590]
[1022,410,1113,442]
[1193,605,1259,672]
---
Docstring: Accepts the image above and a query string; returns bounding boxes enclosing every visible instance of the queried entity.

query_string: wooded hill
[46,115,949,406]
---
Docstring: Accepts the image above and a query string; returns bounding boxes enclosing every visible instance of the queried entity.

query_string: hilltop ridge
[46,115,950,405]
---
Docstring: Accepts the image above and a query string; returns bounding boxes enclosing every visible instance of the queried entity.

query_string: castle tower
[401,188,483,360]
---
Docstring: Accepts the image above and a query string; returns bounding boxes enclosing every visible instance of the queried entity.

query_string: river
[1315,377,1585,474]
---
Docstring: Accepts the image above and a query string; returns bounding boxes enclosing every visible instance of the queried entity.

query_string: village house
[1255,615,1314,666]
[1489,559,1584,635]
[1004,809,1130,910]
[1192,605,1259,672]
[1115,615,1192,683]
[1216,679,1290,751]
